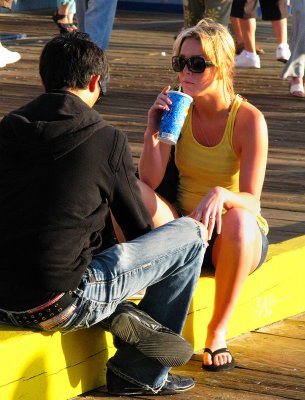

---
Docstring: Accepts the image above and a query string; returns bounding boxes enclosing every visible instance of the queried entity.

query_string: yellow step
[1,235,304,400]
[0,327,115,400]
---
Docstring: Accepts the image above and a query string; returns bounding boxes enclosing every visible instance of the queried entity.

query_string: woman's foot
[290,77,304,98]
[202,348,235,371]
[67,14,78,31]
[52,12,74,33]
[203,330,233,368]
[235,42,264,55]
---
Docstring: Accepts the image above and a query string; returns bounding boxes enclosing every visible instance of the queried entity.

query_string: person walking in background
[75,0,117,50]
[231,0,290,68]
[75,0,118,93]
[281,0,305,97]
[52,0,77,33]
[138,18,269,371]
[183,0,233,27]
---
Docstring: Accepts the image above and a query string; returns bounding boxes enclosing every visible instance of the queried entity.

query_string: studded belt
[0,291,77,330]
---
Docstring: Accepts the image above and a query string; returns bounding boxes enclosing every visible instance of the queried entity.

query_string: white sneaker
[235,50,261,69]
[276,43,291,63]
[0,43,21,68]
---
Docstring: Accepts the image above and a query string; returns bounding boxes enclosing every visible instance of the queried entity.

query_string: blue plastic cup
[158,91,193,145]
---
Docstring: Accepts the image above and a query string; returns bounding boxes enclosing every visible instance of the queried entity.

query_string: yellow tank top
[175,95,268,235]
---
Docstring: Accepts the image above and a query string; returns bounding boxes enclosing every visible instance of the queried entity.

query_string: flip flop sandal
[290,83,305,98]
[70,24,78,31]
[202,347,235,372]
[52,12,74,34]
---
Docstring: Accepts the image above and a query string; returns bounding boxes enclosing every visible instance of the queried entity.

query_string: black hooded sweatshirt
[0,91,152,309]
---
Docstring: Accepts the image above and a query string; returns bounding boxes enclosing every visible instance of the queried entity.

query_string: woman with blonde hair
[138,18,269,371]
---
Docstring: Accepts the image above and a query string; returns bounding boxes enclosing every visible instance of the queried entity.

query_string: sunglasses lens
[189,57,206,73]
[172,56,184,72]
[172,56,208,73]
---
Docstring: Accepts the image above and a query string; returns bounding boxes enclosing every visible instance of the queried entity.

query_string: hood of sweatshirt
[0,90,105,164]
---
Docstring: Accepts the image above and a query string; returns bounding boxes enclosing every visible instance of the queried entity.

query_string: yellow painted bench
[0,326,116,400]
[1,235,305,400]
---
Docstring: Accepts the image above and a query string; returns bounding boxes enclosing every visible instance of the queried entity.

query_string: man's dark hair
[39,32,109,92]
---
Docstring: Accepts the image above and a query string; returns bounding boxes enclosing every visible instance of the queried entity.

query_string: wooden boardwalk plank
[74,314,305,399]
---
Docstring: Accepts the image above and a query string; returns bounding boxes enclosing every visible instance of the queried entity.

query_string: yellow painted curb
[0,327,115,400]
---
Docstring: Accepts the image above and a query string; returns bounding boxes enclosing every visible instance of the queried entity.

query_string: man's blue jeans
[75,0,118,50]
[54,217,207,389]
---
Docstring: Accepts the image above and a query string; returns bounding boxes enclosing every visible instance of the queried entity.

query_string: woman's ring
[209,216,215,219]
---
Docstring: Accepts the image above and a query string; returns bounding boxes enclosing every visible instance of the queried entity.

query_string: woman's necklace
[193,98,233,147]
[197,114,212,147]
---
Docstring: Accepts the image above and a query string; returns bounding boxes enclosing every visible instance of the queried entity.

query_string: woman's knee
[221,208,258,245]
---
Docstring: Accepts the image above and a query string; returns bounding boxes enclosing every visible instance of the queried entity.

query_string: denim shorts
[202,226,269,274]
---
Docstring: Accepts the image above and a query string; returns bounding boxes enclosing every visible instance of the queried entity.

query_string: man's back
[0,90,151,305]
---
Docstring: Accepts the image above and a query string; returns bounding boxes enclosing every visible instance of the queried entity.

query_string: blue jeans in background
[75,0,118,49]
[56,217,207,389]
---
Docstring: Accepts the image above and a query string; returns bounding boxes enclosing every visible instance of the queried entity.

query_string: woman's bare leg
[230,16,243,46]
[110,179,178,244]
[203,208,262,367]
[239,18,256,53]
[57,3,70,24]
[138,180,179,228]
[271,18,288,45]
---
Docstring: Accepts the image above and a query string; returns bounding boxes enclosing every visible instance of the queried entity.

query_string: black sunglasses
[172,56,214,73]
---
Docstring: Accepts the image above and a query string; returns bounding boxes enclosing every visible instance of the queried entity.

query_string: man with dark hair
[0,32,207,395]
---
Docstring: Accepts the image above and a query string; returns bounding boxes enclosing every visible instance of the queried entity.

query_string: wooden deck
[72,313,305,400]
[0,9,304,400]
